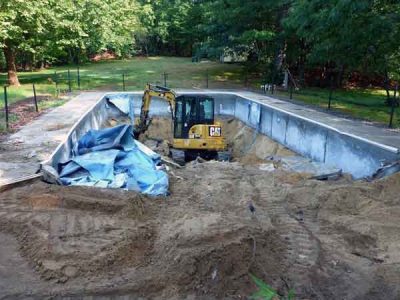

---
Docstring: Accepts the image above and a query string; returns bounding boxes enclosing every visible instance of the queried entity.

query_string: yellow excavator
[134,84,230,163]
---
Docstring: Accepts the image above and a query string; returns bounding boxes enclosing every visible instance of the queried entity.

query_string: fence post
[54,71,59,97]
[289,81,293,99]
[3,86,9,130]
[163,72,168,87]
[122,74,126,91]
[328,76,333,110]
[77,66,81,90]
[206,69,209,88]
[271,71,276,95]
[67,69,72,92]
[263,73,268,94]
[389,83,398,128]
[33,84,38,112]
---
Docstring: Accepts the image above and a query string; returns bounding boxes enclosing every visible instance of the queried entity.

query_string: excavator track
[254,183,323,298]
[170,149,231,165]
[217,150,232,161]
[170,148,186,166]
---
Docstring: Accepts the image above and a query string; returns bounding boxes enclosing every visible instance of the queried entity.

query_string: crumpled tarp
[59,124,168,196]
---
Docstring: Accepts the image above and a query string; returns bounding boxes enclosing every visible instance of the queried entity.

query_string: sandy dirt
[137,116,295,164]
[0,118,399,299]
[0,96,69,137]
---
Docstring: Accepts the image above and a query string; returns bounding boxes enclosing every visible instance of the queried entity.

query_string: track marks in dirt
[1,164,400,299]
[0,183,156,283]
[253,180,320,298]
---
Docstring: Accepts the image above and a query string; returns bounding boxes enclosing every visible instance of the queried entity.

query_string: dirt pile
[1,161,400,299]
[0,164,287,299]
[136,116,295,164]
[1,116,400,299]
[222,117,294,163]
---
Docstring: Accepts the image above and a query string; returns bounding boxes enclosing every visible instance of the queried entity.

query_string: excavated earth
[0,117,400,299]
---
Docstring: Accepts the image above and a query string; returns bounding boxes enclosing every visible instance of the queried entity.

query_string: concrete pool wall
[43,91,400,179]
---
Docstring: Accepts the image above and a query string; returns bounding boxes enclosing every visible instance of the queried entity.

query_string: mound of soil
[1,161,400,299]
[1,116,399,299]
[137,116,295,164]
[0,164,287,299]
[222,117,294,164]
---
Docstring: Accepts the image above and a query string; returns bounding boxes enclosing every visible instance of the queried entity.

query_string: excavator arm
[134,83,176,138]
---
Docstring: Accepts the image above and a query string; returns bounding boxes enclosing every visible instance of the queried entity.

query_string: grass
[0,96,67,133]
[0,56,245,133]
[250,274,295,300]
[0,56,398,127]
[0,56,245,108]
[275,86,398,127]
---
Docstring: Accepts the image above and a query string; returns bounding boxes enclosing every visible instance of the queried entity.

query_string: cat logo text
[209,126,221,137]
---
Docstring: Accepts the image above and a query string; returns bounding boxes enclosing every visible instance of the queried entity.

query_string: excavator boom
[134,84,176,138]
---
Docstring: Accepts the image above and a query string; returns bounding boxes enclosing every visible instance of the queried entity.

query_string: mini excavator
[134,84,230,163]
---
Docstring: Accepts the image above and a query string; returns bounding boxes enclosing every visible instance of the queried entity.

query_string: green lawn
[275,87,397,127]
[0,56,398,128]
[0,56,245,107]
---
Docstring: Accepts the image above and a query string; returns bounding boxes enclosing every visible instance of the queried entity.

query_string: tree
[1,0,399,89]
[283,0,400,87]
[0,0,54,85]
[0,0,141,85]
[136,0,197,56]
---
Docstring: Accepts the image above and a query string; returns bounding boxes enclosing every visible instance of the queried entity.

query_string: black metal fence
[0,67,211,131]
[1,67,399,132]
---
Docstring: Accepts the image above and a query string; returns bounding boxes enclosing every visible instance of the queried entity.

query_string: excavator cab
[171,94,227,158]
[173,95,214,139]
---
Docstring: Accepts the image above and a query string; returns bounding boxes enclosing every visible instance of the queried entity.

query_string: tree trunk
[298,59,305,87]
[38,60,45,70]
[68,48,73,65]
[384,69,391,105]
[337,64,345,88]
[3,42,20,86]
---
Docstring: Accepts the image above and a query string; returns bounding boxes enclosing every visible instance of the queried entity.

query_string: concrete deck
[0,92,104,185]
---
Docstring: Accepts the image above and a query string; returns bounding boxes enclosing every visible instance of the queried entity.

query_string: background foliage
[0,0,399,88]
